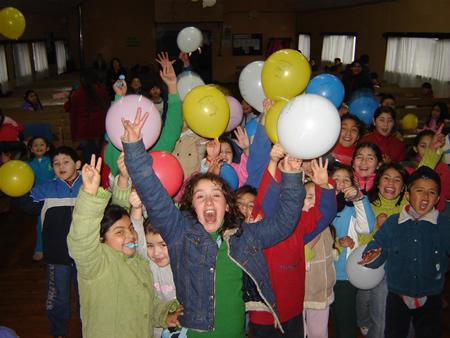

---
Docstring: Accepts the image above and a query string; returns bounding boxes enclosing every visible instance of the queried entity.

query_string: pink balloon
[105,95,162,150]
[225,96,244,132]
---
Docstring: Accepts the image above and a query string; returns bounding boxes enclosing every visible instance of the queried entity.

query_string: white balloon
[177,27,203,53]
[177,71,205,101]
[277,94,340,159]
[346,245,385,290]
[238,61,266,113]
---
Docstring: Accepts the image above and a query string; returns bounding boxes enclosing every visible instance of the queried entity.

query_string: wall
[297,0,450,78]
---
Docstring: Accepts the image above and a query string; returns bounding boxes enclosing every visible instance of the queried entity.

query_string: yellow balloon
[262,49,311,100]
[0,160,34,197]
[183,85,230,138]
[265,99,289,144]
[401,113,419,130]
[0,7,26,40]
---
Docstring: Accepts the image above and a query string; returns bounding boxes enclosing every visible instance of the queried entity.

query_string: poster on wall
[232,34,262,56]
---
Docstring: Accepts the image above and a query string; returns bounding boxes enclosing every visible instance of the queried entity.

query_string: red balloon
[149,151,184,196]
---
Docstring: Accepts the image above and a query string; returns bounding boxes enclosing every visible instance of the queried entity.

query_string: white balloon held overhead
[277,94,340,160]
[346,245,385,290]
[238,61,266,113]
[177,71,205,101]
[177,26,203,53]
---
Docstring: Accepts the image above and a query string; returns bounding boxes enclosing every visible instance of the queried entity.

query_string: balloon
[262,49,311,100]
[183,85,230,139]
[220,163,238,190]
[177,26,203,53]
[105,95,162,151]
[306,74,345,108]
[346,245,385,290]
[225,96,243,132]
[401,113,419,130]
[149,151,184,196]
[264,99,288,144]
[177,71,205,101]
[348,95,379,125]
[239,61,266,113]
[0,7,26,40]
[0,160,34,197]
[245,118,258,138]
[277,94,340,159]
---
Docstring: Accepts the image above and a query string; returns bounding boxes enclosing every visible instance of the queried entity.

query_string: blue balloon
[306,74,345,108]
[348,96,379,125]
[245,118,258,138]
[220,163,239,190]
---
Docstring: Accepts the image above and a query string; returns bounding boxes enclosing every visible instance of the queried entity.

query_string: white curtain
[32,42,49,79]
[55,40,67,75]
[298,34,310,60]
[384,37,450,97]
[321,35,356,64]
[13,43,33,86]
[0,45,8,94]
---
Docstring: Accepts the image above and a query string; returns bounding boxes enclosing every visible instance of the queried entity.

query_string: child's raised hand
[117,152,129,179]
[269,143,285,163]
[358,248,382,265]
[129,189,143,209]
[338,236,355,249]
[234,126,250,155]
[207,156,222,175]
[206,139,221,161]
[178,51,190,67]
[82,154,102,195]
[430,123,445,151]
[121,108,149,143]
[157,52,177,94]
[310,157,329,188]
[342,185,360,202]
[156,51,176,68]
[262,98,273,114]
[279,155,303,174]
[166,304,184,327]
[113,79,127,97]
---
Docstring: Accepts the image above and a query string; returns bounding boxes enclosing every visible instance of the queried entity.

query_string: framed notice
[232,34,262,56]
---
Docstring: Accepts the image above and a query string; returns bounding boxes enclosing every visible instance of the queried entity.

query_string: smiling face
[219,142,233,164]
[302,183,316,211]
[192,179,229,233]
[378,168,404,200]
[415,134,433,159]
[104,215,137,257]
[339,118,360,148]
[52,154,80,181]
[374,112,395,137]
[146,232,170,267]
[31,138,49,159]
[332,168,353,193]
[353,146,379,178]
[236,192,255,221]
[406,178,439,217]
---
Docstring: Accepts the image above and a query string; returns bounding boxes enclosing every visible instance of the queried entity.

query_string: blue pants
[34,216,43,253]
[46,264,79,337]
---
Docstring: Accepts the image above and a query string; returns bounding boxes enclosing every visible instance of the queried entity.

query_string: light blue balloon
[306,74,345,108]
[220,163,239,190]
[245,118,258,138]
[348,95,379,125]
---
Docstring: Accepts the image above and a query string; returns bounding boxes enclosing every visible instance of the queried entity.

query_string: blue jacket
[364,210,450,298]
[123,140,304,331]
[28,156,54,185]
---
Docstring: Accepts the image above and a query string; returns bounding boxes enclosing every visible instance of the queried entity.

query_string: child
[67,155,182,338]
[20,146,82,338]
[423,102,449,132]
[122,111,306,337]
[379,94,396,109]
[330,163,375,338]
[420,82,433,98]
[27,136,54,261]
[360,166,450,338]
[352,142,383,193]
[149,83,166,115]
[235,185,257,222]
[330,115,364,166]
[21,90,44,112]
[360,106,405,163]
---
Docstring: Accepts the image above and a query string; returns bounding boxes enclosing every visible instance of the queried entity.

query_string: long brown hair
[180,173,244,237]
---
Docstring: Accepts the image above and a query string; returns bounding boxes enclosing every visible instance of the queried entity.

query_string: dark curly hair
[180,172,244,237]
[368,162,409,207]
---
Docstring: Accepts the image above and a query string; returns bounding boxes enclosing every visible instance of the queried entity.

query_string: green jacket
[67,188,175,338]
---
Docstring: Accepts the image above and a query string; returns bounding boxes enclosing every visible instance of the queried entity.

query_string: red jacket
[68,84,110,141]
[360,131,405,163]
[331,143,355,166]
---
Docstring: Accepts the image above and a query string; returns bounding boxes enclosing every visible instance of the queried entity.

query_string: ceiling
[0,0,393,15]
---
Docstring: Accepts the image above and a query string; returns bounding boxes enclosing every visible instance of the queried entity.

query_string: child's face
[378,168,404,200]
[302,160,313,178]
[52,154,81,181]
[146,232,170,267]
[374,112,395,137]
[381,98,396,108]
[31,138,49,158]
[353,147,379,178]
[104,215,137,257]
[241,100,253,114]
[415,135,432,159]
[0,152,11,164]
[220,142,233,164]
[236,192,255,221]
[431,105,441,120]
[406,178,439,217]
[130,78,142,91]
[150,86,161,98]
[302,183,316,212]
[27,92,39,104]
[332,169,353,193]
[339,119,360,148]
[192,179,229,233]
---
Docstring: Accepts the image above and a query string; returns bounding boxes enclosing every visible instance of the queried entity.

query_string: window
[32,41,49,79]
[321,35,356,64]
[298,34,310,60]
[13,43,33,86]
[55,40,67,75]
[0,45,8,93]
[385,37,450,96]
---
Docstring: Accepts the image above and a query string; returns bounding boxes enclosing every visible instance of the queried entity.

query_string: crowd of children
[0,48,449,338]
